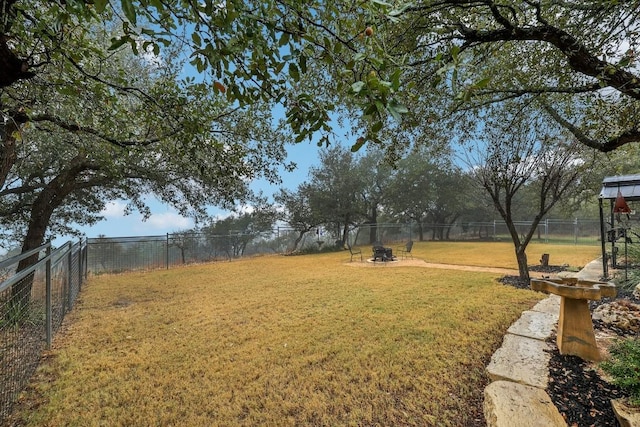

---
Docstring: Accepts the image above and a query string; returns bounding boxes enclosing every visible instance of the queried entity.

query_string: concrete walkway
[483,258,605,427]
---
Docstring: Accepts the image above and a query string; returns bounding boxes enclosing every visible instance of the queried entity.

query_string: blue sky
[61,139,327,242]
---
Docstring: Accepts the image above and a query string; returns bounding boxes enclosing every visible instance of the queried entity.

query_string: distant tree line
[194,138,637,281]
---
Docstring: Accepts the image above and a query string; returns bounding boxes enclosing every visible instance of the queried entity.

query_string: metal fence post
[574,218,578,245]
[544,218,549,243]
[78,238,82,292]
[67,243,72,313]
[45,244,52,349]
[83,238,88,280]
[166,233,170,269]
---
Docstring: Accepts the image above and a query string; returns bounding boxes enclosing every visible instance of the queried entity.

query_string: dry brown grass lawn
[408,240,600,269]
[16,243,600,426]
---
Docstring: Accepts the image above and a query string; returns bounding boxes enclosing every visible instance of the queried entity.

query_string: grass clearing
[408,241,600,270]
[16,243,600,426]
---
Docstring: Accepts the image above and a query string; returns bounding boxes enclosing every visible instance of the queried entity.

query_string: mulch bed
[546,338,628,426]
[498,266,638,427]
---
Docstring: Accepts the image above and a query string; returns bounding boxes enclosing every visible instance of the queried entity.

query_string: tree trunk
[1,118,18,189]
[11,155,91,306]
[501,210,530,281]
[368,204,378,244]
[239,240,248,256]
[12,190,58,307]
[445,214,459,241]
[0,35,36,88]
[504,219,531,281]
[515,247,530,282]
[368,224,377,244]
[291,231,305,252]
[341,222,350,246]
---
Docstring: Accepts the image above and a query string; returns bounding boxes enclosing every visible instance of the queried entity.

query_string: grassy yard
[408,240,601,270]
[15,243,600,426]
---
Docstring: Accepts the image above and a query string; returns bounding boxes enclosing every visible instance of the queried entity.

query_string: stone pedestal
[557,297,602,361]
[531,277,616,362]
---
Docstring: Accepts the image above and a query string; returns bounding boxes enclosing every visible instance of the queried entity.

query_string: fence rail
[0,239,87,424]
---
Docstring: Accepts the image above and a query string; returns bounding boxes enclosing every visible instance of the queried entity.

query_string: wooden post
[540,253,549,267]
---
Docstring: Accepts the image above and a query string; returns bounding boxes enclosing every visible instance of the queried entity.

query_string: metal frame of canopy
[598,174,640,278]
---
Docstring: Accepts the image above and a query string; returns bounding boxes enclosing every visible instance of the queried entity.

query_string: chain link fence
[350,219,602,246]
[87,229,304,274]
[0,240,87,424]
[87,219,603,275]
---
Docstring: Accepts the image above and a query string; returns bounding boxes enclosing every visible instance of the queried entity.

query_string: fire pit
[530,277,616,361]
[372,246,394,262]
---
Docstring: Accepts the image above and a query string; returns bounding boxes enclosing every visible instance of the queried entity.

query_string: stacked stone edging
[484,381,566,427]
[484,259,608,426]
[483,295,566,426]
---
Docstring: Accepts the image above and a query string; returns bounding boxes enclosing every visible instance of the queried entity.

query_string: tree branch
[29,113,169,147]
[540,101,640,152]
[457,23,640,100]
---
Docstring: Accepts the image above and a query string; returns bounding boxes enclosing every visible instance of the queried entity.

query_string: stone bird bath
[530,277,617,362]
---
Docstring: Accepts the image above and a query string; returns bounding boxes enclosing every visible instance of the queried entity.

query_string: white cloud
[236,204,255,215]
[100,201,127,218]
[145,212,193,231]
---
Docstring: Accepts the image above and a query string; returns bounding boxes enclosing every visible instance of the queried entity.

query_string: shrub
[614,268,640,295]
[625,227,640,263]
[297,241,343,254]
[601,338,640,407]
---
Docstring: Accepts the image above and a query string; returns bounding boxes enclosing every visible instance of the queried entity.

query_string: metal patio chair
[397,241,414,259]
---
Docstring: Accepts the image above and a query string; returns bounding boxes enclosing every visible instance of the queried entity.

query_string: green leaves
[387,99,408,122]
[5,0,418,157]
[109,36,130,51]
[288,63,300,81]
[351,137,366,152]
[351,81,366,94]
[279,32,290,47]
[601,339,640,405]
[94,0,109,13]
[121,0,137,25]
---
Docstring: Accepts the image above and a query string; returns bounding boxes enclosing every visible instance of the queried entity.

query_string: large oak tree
[1,17,290,306]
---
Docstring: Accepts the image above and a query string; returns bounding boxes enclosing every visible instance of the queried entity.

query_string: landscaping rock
[484,381,566,427]
[634,284,640,300]
[592,300,640,334]
[530,294,561,315]
[611,398,640,427]
[507,310,557,340]
[486,334,551,389]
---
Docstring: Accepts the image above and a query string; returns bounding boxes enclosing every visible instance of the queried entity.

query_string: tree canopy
[464,99,592,279]
[4,1,640,153]
[3,0,640,252]
[379,1,640,153]
[0,8,291,254]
